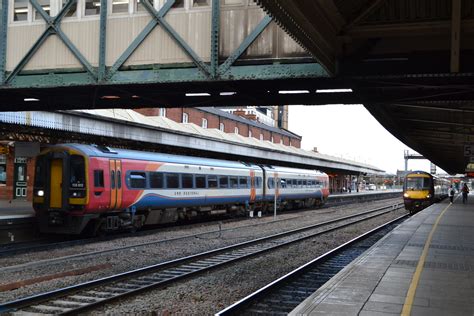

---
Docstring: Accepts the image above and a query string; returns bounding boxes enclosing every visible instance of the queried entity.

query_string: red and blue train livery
[33,144,330,235]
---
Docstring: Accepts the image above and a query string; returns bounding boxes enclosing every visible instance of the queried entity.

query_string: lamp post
[274,176,279,220]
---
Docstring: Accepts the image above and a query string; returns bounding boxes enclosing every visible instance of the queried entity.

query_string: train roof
[261,165,326,176]
[51,144,263,170]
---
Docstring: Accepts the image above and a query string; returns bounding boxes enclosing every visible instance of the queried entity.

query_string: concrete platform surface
[0,199,35,219]
[290,193,474,316]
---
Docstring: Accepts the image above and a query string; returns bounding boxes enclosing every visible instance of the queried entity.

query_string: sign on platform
[464,145,474,156]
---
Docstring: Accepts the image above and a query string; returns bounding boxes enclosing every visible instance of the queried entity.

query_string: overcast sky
[288,104,445,175]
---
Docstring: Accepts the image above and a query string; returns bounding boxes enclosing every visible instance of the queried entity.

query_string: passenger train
[403,171,450,213]
[33,144,330,235]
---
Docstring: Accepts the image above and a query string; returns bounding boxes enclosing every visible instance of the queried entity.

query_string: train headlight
[426,194,431,198]
[37,190,44,197]
[403,193,409,198]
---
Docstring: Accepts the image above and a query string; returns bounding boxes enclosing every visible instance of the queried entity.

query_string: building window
[0,155,6,185]
[182,112,189,123]
[260,134,263,141]
[136,0,146,11]
[34,0,50,20]
[234,127,239,134]
[13,0,29,21]
[172,0,184,8]
[159,108,166,117]
[271,136,274,142]
[223,0,243,5]
[202,118,208,129]
[219,123,224,132]
[112,0,130,13]
[248,130,252,138]
[280,139,283,144]
[85,0,101,15]
[62,0,78,18]
[193,0,209,6]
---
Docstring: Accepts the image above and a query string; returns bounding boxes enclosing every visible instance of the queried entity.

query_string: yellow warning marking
[401,203,451,315]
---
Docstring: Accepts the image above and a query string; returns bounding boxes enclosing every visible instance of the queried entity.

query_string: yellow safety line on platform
[401,203,451,316]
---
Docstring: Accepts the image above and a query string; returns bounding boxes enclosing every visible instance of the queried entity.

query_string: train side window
[111,170,116,189]
[149,172,164,188]
[166,173,180,189]
[34,156,45,187]
[255,177,262,188]
[208,175,218,188]
[219,176,228,188]
[182,174,194,189]
[239,176,248,188]
[229,176,238,188]
[130,172,146,188]
[280,179,287,188]
[303,180,308,187]
[196,175,206,188]
[297,180,302,188]
[94,170,104,187]
[268,178,274,189]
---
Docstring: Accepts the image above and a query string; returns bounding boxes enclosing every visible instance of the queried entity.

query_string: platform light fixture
[316,88,353,93]
[185,93,211,97]
[220,92,237,96]
[278,90,310,94]
[101,95,121,100]
[24,98,40,102]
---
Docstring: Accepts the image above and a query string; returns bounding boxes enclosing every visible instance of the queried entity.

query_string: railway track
[0,202,404,314]
[216,215,407,315]
[0,197,401,261]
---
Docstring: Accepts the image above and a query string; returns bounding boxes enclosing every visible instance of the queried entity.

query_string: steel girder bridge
[0,0,329,109]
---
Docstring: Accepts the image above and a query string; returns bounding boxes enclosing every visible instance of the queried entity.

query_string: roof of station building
[0,109,384,174]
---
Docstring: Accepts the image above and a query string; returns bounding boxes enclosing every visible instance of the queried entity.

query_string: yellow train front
[403,171,449,214]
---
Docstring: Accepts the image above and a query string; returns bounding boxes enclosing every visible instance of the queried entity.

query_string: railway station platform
[290,194,474,315]
[0,199,34,220]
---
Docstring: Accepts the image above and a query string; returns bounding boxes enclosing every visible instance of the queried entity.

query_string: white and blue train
[33,144,330,235]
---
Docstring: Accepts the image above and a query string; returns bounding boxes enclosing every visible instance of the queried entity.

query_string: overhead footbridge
[0,0,328,108]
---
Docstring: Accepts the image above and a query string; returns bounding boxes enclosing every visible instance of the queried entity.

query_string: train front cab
[403,172,434,214]
[33,149,92,234]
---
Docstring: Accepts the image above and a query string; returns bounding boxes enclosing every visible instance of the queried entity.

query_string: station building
[0,108,382,202]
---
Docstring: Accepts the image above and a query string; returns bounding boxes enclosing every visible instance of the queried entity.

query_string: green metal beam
[6,63,328,88]
[141,0,210,77]
[108,0,175,78]
[219,15,272,75]
[0,0,8,84]
[98,0,108,82]
[210,0,220,78]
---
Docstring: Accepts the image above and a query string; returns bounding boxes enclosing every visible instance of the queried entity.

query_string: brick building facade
[134,107,302,148]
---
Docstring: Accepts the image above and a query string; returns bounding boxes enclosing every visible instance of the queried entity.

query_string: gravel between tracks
[0,198,404,314]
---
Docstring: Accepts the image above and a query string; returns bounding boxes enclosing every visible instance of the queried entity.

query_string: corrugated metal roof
[75,109,382,172]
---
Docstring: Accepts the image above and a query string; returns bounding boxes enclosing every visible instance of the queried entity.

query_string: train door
[250,170,256,203]
[13,157,28,199]
[49,158,63,208]
[109,160,123,210]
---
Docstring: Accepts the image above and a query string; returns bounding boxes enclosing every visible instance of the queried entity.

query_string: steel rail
[0,203,404,314]
[216,214,408,315]
[0,196,401,260]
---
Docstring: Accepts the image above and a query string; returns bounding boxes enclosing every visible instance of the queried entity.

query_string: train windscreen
[70,155,85,189]
[406,177,431,190]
